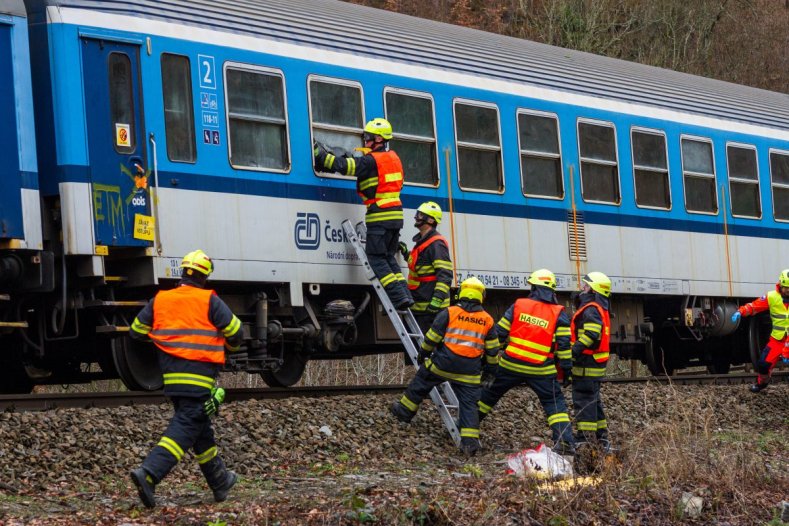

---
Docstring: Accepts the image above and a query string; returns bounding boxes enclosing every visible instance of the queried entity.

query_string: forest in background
[346,0,788,94]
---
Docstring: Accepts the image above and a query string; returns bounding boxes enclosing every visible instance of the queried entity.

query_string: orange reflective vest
[407,234,448,290]
[571,302,610,363]
[444,306,495,359]
[149,286,226,364]
[361,151,403,210]
[504,298,563,364]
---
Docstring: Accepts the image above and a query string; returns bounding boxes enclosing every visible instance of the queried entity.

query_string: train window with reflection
[309,77,364,176]
[108,52,136,154]
[161,54,196,163]
[770,150,789,221]
[681,137,717,214]
[727,144,760,218]
[578,120,620,204]
[518,111,563,199]
[632,129,670,209]
[225,64,290,172]
[384,89,438,187]
[453,100,503,192]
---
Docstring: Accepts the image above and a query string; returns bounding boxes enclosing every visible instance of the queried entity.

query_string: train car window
[518,111,563,199]
[453,100,503,193]
[309,77,364,172]
[578,120,620,204]
[770,150,789,221]
[161,54,196,163]
[632,128,670,209]
[225,64,290,172]
[384,89,438,187]
[726,144,760,219]
[681,137,718,214]
[108,53,136,154]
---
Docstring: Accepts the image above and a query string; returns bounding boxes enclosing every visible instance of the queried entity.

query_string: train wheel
[644,337,674,376]
[706,359,731,375]
[0,337,33,394]
[260,350,307,387]
[112,336,162,391]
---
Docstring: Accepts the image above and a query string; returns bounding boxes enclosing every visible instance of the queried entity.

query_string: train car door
[81,38,152,248]
[0,20,24,241]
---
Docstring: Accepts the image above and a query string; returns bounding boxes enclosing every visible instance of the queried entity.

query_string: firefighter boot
[553,440,576,456]
[130,467,156,509]
[460,437,480,457]
[749,382,768,393]
[200,456,238,502]
[390,401,414,423]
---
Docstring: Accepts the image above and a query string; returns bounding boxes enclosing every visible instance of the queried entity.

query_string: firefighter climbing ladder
[341,220,461,447]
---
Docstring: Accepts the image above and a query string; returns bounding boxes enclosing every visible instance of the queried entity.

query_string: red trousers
[756,336,789,385]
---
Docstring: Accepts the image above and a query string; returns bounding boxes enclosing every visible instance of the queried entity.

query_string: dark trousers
[479,368,573,445]
[399,366,481,440]
[413,313,436,335]
[141,396,228,489]
[572,376,607,443]
[366,225,411,306]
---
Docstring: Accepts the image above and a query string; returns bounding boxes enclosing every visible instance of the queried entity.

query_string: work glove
[426,297,443,314]
[398,241,409,260]
[481,364,497,389]
[416,348,431,366]
[731,311,741,323]
[204,387,226,417]
[313,141,328,158]
[561,367,573,388]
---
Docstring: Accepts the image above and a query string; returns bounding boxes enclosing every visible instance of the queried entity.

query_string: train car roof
[1,0,26,16]
[26,0,789,133]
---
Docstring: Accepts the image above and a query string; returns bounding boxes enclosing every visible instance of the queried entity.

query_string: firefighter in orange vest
[731,269,789,393]
[128,250,243,508]
[398,201,453,334]
[478,269,575,455]
[390,277,500,456]
[314,118,413,309]
[571,272,612,452]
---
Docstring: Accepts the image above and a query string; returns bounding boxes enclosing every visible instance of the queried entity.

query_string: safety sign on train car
[133,213,155,241]
[115,123,131,148]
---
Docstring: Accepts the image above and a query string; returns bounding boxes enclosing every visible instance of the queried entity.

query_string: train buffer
[341,219,461,447]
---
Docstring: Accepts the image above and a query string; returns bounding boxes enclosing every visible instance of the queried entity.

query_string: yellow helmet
[416,201,442,225]
[180,249,213,277]
[527,268,557,290]
[363,118,393,141]
[779,269,789,288]
[459,276,486,303]
[582,271,611,298]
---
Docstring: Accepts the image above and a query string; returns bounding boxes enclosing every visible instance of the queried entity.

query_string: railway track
[1,372,786,412]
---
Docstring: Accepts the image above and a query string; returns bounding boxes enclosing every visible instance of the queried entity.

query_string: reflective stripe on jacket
[358,151,404,223]
[767,290,789,340]
[571,302,610,363]
[504,298,564,364]
[444,305,495,359]
[150,286,226,364]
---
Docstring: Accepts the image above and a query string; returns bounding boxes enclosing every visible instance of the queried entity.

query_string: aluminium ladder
[341,219,461,447]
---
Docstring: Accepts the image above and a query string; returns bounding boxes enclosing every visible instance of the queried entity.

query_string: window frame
[307,74,365,181]
[517,108,564,200]
[223,61,291,174]
[680,134,718,216]
[769,147,789,223]
[577,118,621,206]
[383,86,440,188]
[161,52,196,164]
[108,51,136,155]
[726,141,761,220]
[630,126,671,211]
[452,98,504,195]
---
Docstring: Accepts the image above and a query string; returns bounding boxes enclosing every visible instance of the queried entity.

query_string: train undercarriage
[0,249,773,394]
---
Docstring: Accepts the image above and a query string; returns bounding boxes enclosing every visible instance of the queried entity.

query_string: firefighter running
[570,271,613,457]
[477,269,576,455]
[128,250,243,508]
[314,118,414,310]
[390,277,500,456]
[399,201,453,334]
[731,269,789,393]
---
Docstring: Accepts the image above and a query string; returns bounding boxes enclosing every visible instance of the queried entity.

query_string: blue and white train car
[8,0,789,392]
